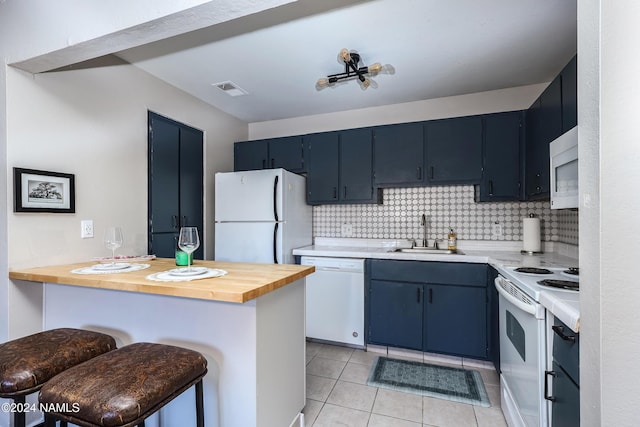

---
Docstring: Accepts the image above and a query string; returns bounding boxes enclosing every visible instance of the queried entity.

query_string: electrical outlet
[341,223,354,237]
[81,220,94,238]
[491,222,503,238]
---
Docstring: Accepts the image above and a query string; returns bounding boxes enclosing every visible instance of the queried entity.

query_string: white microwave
[550,126,578,209]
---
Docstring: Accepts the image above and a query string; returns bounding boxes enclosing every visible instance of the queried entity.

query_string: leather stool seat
[0,328,116,427]
[40,342,208,427]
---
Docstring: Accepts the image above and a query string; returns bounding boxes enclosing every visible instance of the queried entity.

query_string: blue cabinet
[561,55,578,133]
[340,128,381,203]
[234,136,304,173]
[525,76,561,199]
[425,116,483,184]
[305,132,340,203]
[525,54,576,200]
[367,260,489,359]
[148,112,204,259]
[424,284,487,358]
[487,267,500,372]
[368,279,424,350]
[373,123,424,186]
[477,111,523,201]
[549,318,580,426]
[234,140,269,171]
[306,129,381,205]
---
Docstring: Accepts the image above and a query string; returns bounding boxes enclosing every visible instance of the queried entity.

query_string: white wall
[7,59,245,269]
[577,0,601,424]
[4,59,246,358]
[580,0,640,425]
[248,84,547,139]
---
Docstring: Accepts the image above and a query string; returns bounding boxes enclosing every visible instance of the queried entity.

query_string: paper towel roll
[522,217,541,253]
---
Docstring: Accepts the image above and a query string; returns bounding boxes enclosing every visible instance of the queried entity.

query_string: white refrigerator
[214,168,312,264]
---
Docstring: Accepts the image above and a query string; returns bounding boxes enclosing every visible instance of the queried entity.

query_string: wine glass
[104,226,123,266]
[178,227,200,272]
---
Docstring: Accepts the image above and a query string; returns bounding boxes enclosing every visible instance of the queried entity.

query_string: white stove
[500,266,579,302]
[496,264,579,427]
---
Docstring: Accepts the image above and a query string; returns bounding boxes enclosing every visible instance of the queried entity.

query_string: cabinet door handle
[271,158,275,168]
[262,159,266,169]
[343,186,347,198]
[430,166,434,179]
[429,288,433,304]
[544,370,556,401]
[181,215,187,227]
[552,325,576,342]
[171,215,179,229]
[417,167,422,180]
[333,187,337,199]
[416,288,421,303]
[489,180,494,196]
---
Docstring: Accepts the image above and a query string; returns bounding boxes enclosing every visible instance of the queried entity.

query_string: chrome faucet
[421,214,428,247]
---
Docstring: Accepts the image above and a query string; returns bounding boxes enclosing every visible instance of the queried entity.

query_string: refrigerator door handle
[273,222,279,264]
[273,175,279,222]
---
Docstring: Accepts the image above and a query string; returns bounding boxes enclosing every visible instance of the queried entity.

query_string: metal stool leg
[14,395,26,427]
[195,379,204,427]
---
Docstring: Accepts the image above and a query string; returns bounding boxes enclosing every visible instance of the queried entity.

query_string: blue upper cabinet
[561,55,578,132]
[339,128,381,203]
[477,111,523,201]
[524,54,576,200]
[234,136,304,173]
[306,129,381,205]
[267,136,304,172]
[234,140,269,171]
[373,122,425,186]
[526,76,561,199]
[425,116,483,184]
[305,132,340,203]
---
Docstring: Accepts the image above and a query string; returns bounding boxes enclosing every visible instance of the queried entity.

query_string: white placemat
[146,268,228,282]
[71,263,151,275]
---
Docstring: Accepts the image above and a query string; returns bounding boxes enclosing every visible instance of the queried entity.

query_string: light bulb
[339,48,351,63]
[360,78,371,90]
[316,78,329,88]
[368,62,383,75]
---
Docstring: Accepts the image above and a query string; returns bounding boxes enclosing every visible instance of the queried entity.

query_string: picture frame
[13,168,75,213]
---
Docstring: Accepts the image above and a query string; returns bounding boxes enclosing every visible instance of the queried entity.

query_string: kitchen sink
[390,248,464,255]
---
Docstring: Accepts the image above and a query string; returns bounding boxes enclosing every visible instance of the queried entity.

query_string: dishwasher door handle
[315,266,342,271]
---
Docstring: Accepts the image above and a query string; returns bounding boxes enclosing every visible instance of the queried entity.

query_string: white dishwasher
[301,256,365,348]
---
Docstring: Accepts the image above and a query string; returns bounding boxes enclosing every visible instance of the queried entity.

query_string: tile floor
[303,341,507,427]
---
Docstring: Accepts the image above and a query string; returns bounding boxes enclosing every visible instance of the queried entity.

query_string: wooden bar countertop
[9,258,315,303]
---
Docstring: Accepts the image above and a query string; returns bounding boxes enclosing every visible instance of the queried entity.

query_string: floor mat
[367,356,490,407]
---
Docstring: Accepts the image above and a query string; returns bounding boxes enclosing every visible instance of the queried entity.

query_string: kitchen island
[9,259,315,427]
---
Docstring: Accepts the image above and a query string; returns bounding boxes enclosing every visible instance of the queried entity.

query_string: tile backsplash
[313,186,578,245]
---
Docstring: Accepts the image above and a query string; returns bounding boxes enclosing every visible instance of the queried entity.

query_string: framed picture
[13,168,75,213]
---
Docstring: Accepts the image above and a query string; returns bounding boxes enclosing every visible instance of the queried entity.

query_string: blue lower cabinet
[368,280,423,350]
[367,260,489,359]
[550,318,580,426]
[424,284,487,359]
[551,361,580,427]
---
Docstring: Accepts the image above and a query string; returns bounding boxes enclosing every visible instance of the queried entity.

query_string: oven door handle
[494,277,536,315]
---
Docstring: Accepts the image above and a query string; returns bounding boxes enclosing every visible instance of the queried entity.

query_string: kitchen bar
[9,259,314,427]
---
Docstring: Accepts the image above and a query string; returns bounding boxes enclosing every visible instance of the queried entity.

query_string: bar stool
[40,342,208,427]
[0,328,117,427]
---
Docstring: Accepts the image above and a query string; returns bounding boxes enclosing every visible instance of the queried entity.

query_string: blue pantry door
[148,112,204,259]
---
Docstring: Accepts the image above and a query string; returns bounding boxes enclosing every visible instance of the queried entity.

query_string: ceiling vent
[213,81,248,97]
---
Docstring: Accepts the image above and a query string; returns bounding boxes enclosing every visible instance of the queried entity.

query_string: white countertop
[293,237,580,332]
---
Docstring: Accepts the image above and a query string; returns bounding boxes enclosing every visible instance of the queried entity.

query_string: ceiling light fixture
[316,48,388,91]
